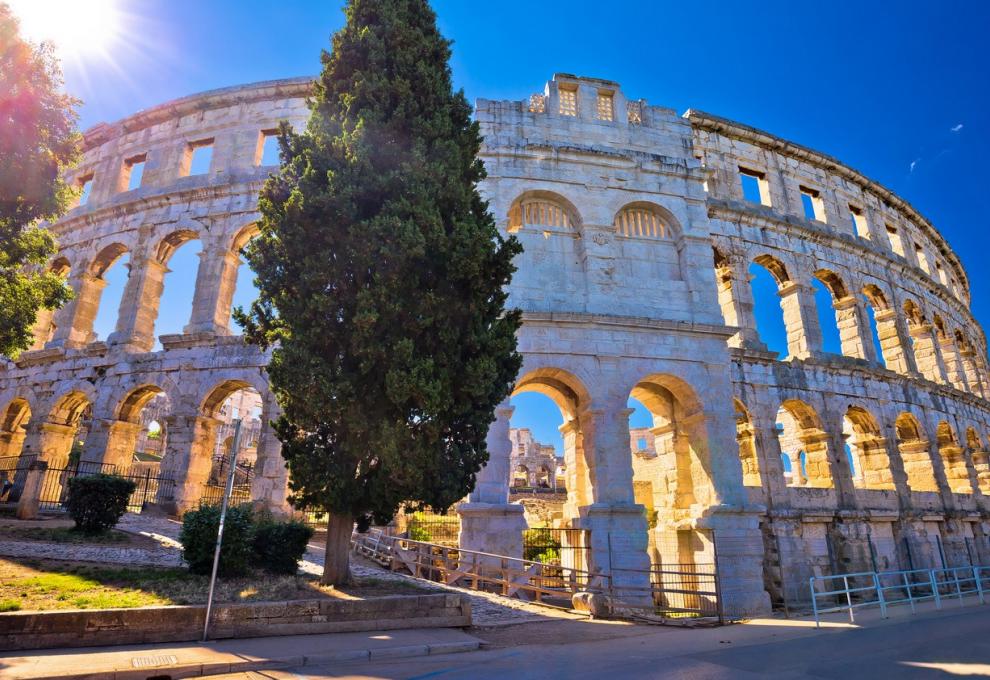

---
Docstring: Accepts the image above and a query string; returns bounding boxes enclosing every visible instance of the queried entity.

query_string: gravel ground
[0,513,586,626]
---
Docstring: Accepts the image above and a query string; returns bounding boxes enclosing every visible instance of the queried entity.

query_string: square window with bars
[558,88,577,116]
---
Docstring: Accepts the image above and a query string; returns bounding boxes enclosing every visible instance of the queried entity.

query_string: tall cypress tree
[237,0,522,584]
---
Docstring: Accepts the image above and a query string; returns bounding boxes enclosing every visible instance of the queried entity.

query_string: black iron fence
[0,456,176,513]
[199,483,251,508]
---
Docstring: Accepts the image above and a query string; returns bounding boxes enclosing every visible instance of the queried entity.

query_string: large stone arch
[842,405,895,490]
[506,190,582,233]
[935,420,972,495]
[814,268,874,360]
[895,412,938,492]
[734,398,761,488]
[0,398,32,460]
[776,399,833,489]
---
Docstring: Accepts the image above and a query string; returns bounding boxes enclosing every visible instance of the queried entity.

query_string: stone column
[717,257,765,349]
[834,296,877,362]
[458,403,527,558]
[29,307,57,351]
[801,429,836,490]
[873,309,916,375]
[939,337,968,392]
[48,273,105,348]
[162,414,220,514]
[898,439,939,493]
[107,255,169,352]
[778,282,823,360]
[185,246,241,335]
[80,419,142,469]
[21,422,77,466]
[909,323,948,384]
[250,401,293,515]
[960,349,987,399]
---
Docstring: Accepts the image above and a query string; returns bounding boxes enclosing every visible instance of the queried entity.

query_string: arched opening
[0,398,31,461]
[507,191,580,234]
[862,285,902,371]
[749,257,790,357]
[932,316,966,390]
[734,399,761,487]
[613,203,670,240]
[89,244,129,342]
[512,464,530,487]
[510,370,590,572]
[966,428,989,494]
[954,330,986,397]
[842,406,894,490]
[43,391,92,467]
[628,374,717,583]
[936,421,971,494]
[811,272,844,356]
[895,413,938,493]
[106,385,172,471]
[775,400,833,488]
[30,258,71,350]
[209,385,264,479]
[230,227,261,330]
[153,231,203,348]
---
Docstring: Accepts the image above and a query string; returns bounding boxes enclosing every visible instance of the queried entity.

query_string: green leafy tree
[0,3,78,358]
[236,0,522,584]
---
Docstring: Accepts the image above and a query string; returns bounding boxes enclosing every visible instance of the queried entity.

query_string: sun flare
[7,0,123,59]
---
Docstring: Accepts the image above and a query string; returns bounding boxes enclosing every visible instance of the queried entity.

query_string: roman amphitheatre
[3,72,989,616]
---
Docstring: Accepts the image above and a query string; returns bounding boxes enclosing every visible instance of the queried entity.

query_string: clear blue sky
[40,0,990,456]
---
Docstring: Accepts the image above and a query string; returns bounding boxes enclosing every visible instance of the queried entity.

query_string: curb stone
[16,638,481,680]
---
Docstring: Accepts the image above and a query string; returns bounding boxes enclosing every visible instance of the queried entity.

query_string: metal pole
[201,419,243,643]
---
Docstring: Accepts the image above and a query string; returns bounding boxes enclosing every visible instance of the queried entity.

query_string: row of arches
[507,192,679,240]
[0,377,271,510]
[715,246,990,399]
[28,223,261,354]
[735,398,990,497]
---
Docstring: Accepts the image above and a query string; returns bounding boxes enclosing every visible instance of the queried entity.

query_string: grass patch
[0,599,21,612]
[0,558,429,612]
[1,527,132,545]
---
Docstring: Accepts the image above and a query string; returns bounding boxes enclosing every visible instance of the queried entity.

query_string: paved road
[241,606,990,679]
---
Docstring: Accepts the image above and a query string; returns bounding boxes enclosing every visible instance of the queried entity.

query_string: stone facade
[509,427,563,488]
[3,73,990,616]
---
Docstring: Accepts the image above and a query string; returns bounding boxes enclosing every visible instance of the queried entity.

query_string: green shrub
[64,474,136,534]
[253,518,314,574]
[179,504,255,576]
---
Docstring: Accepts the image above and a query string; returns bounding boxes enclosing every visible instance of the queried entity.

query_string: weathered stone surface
[2,73,989,620]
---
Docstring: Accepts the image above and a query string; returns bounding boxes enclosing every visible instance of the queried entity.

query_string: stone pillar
[873,308,916,375]
[801,429,836,490]
[458,403,527,558]
[778,282,823,360]
[185,247,240,335]
[717,257,765,349]
[29,307,57,351]
[571,403,651,603]
[22,422,77,466]
[107,256,169,352]
[163,414,220,514]
[833,296,877,362]
[939,337,968,392]
[909,323,948,384]
[250,401,293,515]
[698,508,772,616]
[960,350,987,399]
[80,419,142,469]
[898,440,939,493]
[15,460,47,520]
[48,273,105,348]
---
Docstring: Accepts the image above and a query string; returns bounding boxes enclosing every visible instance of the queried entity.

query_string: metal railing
[352,529,723,620]
[810,565,990,627]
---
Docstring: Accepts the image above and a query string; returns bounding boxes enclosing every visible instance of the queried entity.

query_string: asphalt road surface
[240,606,990,679]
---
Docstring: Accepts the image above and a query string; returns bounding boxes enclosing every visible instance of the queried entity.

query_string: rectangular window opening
[596,91,614,121]
[184,139,214,176]
[936,262,948,286]
[799,186,825,222]
[558,87,577,117]
[739,167,771,206]
[915,244,931,274]
[77,174,94,206]
[850,205,870,239]
[886,224,905,257]
[256,130,280,166]
[123,154,146,192]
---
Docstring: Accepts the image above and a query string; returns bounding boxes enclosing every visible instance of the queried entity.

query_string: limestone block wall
[2,72,989,616]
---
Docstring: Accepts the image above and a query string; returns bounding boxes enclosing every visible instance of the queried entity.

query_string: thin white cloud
[950,123,963,132]
[909,158,920,173]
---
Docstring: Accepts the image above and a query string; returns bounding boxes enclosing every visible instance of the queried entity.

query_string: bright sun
[7,0,122,59]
